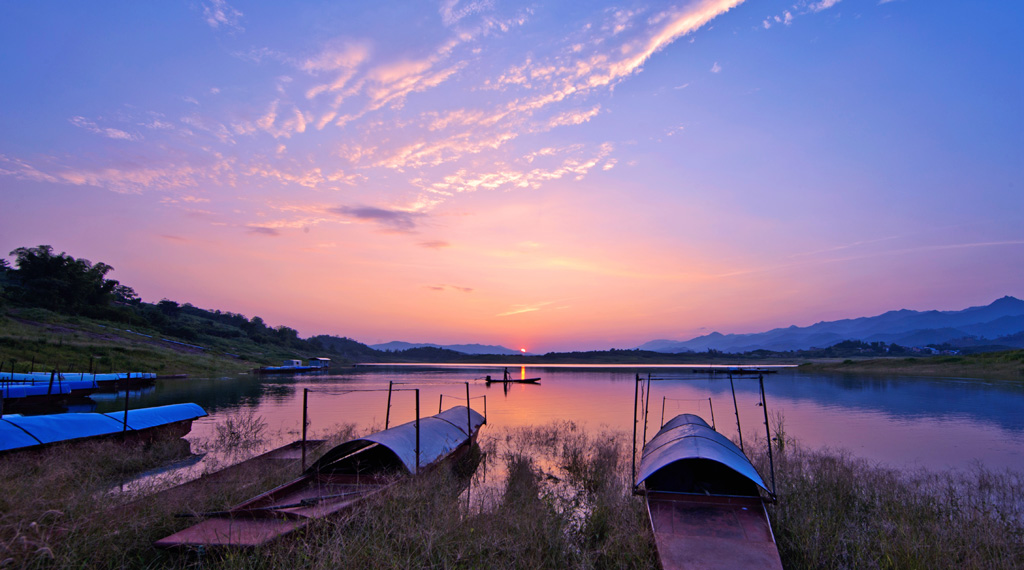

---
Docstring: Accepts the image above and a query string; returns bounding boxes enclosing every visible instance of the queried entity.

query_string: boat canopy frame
[631,373,776,500]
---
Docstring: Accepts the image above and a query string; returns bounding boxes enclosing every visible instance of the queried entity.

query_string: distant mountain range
[370,341,524,355]
[637,296,1024,353]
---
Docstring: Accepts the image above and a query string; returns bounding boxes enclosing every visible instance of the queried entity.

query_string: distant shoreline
[797,352,1024,381]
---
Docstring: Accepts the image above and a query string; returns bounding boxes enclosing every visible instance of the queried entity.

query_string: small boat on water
[484,376,540,384]
[484,368,540,384]
[0,403,207,454]
[633,374,781,570]
[155,404,485,548]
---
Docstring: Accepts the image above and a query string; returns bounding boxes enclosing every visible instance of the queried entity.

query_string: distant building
[309,357,331,369]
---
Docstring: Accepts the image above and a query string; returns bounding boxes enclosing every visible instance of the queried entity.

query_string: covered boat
[637,413,782,570]
[155,405,485,548]
[0,403,207,453]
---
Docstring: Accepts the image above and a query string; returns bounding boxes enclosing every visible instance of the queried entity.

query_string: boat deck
[646,492,783,570]
[154,473,389,547]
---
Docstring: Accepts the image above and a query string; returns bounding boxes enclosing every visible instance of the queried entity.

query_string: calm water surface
[91,364,1024,474]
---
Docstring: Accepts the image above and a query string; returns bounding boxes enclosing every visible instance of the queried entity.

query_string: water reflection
[73,365,1024,473]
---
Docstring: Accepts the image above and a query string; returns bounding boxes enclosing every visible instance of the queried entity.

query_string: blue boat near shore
[0,403,207,453]
[0,372,158,400]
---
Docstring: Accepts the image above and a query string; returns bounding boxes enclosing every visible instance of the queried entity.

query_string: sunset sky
[2,0,1021,352]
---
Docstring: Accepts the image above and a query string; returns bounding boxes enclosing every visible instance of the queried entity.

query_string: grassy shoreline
[798,350,1024,381]
[1,421,1021,569]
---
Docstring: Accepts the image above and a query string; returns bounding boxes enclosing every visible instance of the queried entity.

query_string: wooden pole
[730,374,744,453]
[632,374,640,489]
[385,381,393,429]
[759,374,776,498]
[122,385,130,437]
[302,388,309,471]
[641,373,652,450]
[414,388,420,473]
[465,382,471,432]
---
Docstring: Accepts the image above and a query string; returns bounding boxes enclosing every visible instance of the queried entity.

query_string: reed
[753,442,1024,570]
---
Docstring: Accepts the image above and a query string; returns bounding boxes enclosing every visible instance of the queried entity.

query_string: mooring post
[122,386,130,437]
[385,381,393,429]
[641,373,652,451]
[465,382,471,431]
[759,374,777,498]
[632,374,640,489]
[708,398,716,431]
[302,388,309,471]
[730,374,744,453]
[414,388,420,473]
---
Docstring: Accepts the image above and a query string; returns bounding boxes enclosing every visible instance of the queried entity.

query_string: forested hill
[0,245,380,366]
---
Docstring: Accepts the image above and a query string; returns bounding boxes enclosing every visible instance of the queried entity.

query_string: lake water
[85,364,1024,474]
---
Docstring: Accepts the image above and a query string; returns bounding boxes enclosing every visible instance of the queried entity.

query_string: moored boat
[155,404,485,548]
[633,374,781,570]
[0,403,207,454]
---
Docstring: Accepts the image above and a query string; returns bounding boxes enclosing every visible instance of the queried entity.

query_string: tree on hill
[5,245,138,314]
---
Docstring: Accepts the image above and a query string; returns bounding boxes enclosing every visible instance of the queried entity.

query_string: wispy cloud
[425,283,474,293]
[763,0,841,29]
[246,226,280,236]
[809,0,842,12]
[69,116,137,140]
[497,301,553,317]
[330,205,422,233]
[439,0,494,27]
[0,0,746,232]
[202,0,243,31]
[419,240,451,249]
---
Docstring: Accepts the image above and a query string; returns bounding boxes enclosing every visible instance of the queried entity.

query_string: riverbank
[1,421,1020,569]
[0,309,261,377]
[798,350,1024,381]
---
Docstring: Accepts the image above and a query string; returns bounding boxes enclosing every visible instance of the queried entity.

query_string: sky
[1,0,1022,353]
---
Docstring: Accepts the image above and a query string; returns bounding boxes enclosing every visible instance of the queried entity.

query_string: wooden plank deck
[646,492,783,570]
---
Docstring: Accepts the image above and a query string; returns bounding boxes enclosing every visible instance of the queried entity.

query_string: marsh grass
[2,420,1021,569]
[198,423,657,570]
[752,442,1024,569]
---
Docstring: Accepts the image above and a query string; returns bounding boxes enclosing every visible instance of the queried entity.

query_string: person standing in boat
[503,367,510,381]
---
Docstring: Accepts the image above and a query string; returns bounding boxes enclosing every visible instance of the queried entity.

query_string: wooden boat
[0,403,207,454]
[636,413,782,569]
[484,376,540,384]
[484,369,540,384]
[155,405,485,548]
[138,439,328,505]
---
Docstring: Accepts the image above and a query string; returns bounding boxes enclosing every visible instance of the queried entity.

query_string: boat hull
[156,407,483,548]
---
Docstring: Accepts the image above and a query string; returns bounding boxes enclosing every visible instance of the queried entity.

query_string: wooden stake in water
[302,388,309,471]
[414,388,420,473]
[730,374,744,453]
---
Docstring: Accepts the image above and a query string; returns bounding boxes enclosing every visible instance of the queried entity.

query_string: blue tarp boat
[0,403,207,453]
